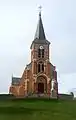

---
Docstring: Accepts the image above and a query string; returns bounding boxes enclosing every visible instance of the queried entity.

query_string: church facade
[9,11,58,98]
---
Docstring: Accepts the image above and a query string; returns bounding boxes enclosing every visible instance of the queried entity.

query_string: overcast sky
[0,0,76,94]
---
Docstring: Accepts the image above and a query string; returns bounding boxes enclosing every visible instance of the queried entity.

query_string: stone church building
[9,10,58,98]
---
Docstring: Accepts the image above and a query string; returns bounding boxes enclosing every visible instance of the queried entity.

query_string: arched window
[42,49,44,58]
[38,49,41,58]
[38,64,40,72]
[42,64,44,71]
[38,62,44,73]
[38,48,44,58]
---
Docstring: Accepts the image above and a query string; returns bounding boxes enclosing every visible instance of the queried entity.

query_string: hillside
[0,99,76,120]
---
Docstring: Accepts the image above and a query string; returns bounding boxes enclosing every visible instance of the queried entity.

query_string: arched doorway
[38,83,44,93]
[37,75,47,93]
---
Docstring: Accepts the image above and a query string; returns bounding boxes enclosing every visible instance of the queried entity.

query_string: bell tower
[30,8,50,76]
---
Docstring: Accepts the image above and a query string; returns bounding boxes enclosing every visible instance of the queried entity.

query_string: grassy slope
[0,99,76,120]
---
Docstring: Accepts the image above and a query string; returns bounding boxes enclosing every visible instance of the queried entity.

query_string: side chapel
[9,9,58,98]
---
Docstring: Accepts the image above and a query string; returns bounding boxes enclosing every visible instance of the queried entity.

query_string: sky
[0,0,76,95]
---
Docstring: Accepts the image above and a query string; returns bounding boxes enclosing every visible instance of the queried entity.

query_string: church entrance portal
[37,76,47,94]
[38,83,44,93]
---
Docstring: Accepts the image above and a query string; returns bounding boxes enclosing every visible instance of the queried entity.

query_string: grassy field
[0,99,76,120]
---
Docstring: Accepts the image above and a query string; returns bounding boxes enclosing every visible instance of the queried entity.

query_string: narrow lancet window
[38,64,40,72]
[42,64,44,71]
[42,49,44,58]
[38,48,44,58]
[38,49,41,58]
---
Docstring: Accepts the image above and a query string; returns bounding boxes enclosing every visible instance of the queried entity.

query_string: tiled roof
[34,12,46,40]
[25,63,31,70]
[12,77,21,85]
[30,12,50,49]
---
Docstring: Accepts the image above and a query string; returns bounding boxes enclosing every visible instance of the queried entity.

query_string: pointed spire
[34,6,46,40]
[30,7,50,49]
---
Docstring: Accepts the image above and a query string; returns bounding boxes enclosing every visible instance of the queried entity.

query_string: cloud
[58,73,76,94]
[0,0,76,93]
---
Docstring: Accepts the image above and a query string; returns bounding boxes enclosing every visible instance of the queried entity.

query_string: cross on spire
[38,6,42,16]
[34,6,46,40]
[39,6,42,12]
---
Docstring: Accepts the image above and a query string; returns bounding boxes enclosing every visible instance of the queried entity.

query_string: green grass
[0,99,76,120]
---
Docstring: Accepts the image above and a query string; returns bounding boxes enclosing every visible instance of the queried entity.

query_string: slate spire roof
[34,11,46,40]
[30,9,50,49]
[12,76,21,85]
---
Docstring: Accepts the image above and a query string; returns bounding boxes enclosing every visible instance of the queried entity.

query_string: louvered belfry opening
[38,48,44,58]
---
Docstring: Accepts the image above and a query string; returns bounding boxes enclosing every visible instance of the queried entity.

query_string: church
[9,9,58,98]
